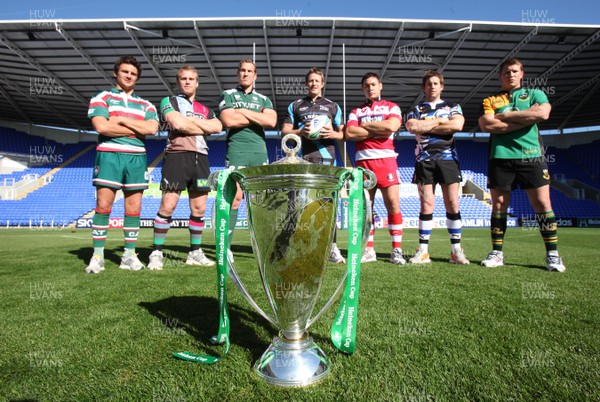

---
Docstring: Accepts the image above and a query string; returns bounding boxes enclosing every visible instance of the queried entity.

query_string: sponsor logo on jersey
[373,105,391,114]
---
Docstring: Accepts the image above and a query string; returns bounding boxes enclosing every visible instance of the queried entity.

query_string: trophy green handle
[307,181,374,329]
[209,169,279,328]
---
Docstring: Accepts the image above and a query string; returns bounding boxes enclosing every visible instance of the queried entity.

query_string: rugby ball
[307,115,331,139]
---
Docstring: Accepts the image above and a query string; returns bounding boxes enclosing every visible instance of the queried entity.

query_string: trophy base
[253,333,330,387]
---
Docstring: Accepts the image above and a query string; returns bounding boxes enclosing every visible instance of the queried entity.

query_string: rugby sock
[189,215,204,252]
[446,212,463,252]
[536,211,558,252]
[418,213,433,251]
[92,208,110,258]
[491,212,507,251]
[152,213,171,251]
[366,224,375,250]
[123,212,140,252]
[228,208,239,245]
[388,212,403,249]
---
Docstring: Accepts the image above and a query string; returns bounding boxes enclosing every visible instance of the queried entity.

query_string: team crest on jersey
[387,173,394,182]
[518,92,530,101]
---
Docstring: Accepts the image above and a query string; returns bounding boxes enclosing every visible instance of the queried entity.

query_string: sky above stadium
[0,0,599,25]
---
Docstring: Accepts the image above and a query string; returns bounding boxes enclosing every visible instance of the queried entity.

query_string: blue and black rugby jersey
[284,96,343,157]
[406,100,463,162]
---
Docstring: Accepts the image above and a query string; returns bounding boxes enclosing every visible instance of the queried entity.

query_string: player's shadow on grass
[69,244,255,266]
[69,246,129,266]
[375,250,547,270]
[156,244,254,262]
[140,295,276,362]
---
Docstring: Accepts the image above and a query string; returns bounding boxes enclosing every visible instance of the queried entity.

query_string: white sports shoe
[186,249,216,267]
[147,250,164,271]
[409,248,431,264]
[546,253,566,272]
[120,252,145,271]
[389,248,406,265]
[329,246,346,264]
[481,250,504,267]
[450,248,470,265]
[85,255,105,274]
[361,248,377,263]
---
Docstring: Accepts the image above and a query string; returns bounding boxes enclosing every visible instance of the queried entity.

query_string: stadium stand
[1,129,600,226]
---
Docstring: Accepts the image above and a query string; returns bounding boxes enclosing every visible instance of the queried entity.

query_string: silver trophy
[210,134,374,387]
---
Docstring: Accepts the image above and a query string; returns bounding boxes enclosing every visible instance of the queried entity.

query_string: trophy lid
[271,134,310,165]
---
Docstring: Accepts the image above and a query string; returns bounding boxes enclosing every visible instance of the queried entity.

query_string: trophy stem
[253,331,330,387]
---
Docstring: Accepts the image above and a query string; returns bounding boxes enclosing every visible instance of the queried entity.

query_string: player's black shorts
[160,151,210,192]
[488,158,550,191]
[302,146,336,166]
[412,159,462,185]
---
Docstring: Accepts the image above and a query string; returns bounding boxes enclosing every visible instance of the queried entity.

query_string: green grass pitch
[0,227,598,401]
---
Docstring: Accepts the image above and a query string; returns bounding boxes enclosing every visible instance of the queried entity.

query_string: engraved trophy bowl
[210,134,374,387]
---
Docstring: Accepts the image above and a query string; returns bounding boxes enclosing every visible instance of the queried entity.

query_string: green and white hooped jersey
[88,87,158,153]
[218,85,274,153]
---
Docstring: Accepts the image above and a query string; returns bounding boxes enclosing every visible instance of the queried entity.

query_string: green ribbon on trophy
[331,167,365,354]
[172,168,235,364]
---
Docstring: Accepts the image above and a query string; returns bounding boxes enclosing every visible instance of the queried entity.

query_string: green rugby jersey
[88,88,158,153]
[218,85,274,153]
[481,87,549,159]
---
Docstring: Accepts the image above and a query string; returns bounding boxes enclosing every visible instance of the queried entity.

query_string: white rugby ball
[307,115,331,139]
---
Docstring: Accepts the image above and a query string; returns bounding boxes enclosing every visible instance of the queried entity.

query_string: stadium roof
[0,17,599,134]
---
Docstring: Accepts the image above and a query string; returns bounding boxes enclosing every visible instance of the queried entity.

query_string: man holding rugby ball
[281,67,346,263]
